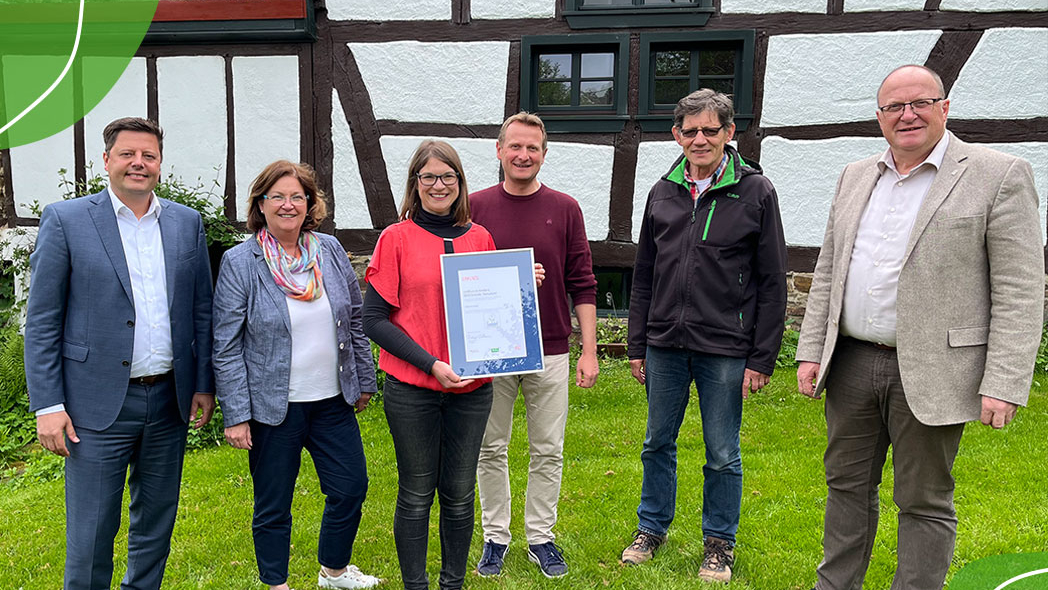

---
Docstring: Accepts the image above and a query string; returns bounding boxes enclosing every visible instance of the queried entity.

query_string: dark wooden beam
[223,54,237,222]
[924,31,983,95]
[332,43,399,228]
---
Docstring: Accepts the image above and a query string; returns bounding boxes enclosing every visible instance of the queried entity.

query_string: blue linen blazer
[24,189,215,431]
[212,232,377,426]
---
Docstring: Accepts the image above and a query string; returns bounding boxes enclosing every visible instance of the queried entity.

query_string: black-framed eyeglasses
[263,194,308,206]
[417,172,460,187]
[877,97,945,114]
[677,124,725,139]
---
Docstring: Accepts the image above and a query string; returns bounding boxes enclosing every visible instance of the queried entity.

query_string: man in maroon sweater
[470,112,599,578]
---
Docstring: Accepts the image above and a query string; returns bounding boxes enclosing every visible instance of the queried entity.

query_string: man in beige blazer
[796,65,1043,590]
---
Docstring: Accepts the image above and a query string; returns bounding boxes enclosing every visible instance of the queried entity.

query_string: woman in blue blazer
[212,160,379,590]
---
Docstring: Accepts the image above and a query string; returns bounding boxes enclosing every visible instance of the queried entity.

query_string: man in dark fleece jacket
[470,112,598,579]
[620,89,787,583]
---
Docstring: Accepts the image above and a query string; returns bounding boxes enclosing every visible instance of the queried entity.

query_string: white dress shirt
[37,188,173,416]
[840,132,951,346]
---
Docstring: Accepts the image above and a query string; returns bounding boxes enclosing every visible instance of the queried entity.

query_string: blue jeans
[383,376,493,590]
[636,346,745,544]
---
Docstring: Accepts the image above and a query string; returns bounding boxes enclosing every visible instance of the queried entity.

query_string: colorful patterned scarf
[257,227,323,301]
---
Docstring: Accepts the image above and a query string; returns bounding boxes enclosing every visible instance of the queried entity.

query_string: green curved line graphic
[995,568,1048,590]
[0,0,85,136]
[0,0,158,150]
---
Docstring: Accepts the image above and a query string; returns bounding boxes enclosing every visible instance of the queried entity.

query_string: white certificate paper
[458,266,527,362]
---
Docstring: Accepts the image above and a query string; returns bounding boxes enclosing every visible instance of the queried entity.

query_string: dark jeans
[248,395,368,586]
[816,337,964,590]
[383,376,493,590]
[64,378,186,590]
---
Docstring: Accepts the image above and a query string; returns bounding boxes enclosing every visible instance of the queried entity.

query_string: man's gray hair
[674,89,734,129]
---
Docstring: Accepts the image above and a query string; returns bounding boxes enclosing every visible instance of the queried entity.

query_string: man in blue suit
[24,117,216,590]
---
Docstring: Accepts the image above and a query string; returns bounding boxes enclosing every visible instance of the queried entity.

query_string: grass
[1,359,1046,589]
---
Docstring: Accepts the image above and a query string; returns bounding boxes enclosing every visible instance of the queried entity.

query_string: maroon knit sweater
[470,183,597,355]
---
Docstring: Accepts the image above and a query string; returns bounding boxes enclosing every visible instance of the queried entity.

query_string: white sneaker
[318,565,381,589]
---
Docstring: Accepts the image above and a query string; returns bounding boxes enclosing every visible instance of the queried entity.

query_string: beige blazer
[796,132,1044,425]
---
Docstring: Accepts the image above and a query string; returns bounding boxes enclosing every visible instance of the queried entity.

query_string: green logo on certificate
[0,0,157,149]
[950,554,1048,590]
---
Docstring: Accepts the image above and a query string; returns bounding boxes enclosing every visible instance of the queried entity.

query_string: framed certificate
[440,248,545,378]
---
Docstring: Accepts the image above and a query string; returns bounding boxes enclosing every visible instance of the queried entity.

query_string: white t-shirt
[285,269,341,403]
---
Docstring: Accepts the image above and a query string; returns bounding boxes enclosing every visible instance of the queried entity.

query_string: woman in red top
[363,140,497,590]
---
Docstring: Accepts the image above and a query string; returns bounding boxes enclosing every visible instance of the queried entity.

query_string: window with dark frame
[638,31,756,132]
[536,51,617,110]
[520,34,630,133]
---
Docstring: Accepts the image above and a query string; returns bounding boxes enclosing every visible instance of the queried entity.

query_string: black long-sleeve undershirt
[361,210,470,373]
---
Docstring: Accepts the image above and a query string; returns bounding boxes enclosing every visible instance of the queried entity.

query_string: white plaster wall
[326,0,450,21]
[949,28,1048,120]
[759,136,887,246]
[82,57,147,172]
[232,56,301,220]
[537,142,614,241]
[349,42,509,125]
[940,0,1048,11]
[471,0,555,19]
[11,129,76,217]
[378,136,500,211]
[157,56,226,206]
[331,89,373,230]
[761,137,1048,246]
[844,0,927,10]
[632,141,685,243]
[721,0,826,13]
[763,32,941,127]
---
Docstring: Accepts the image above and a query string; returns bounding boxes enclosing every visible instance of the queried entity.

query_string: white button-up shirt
[37,188,174,417]
[839,132,950,346]
[110,189,174,377]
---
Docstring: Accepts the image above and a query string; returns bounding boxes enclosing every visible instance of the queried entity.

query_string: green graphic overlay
[950,553,1048,590]
[0,0,158,149]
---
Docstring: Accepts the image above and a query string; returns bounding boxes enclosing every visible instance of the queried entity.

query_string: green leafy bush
[0,325,33,467]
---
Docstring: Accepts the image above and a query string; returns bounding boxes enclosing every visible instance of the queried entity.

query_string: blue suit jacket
[24,189,214,431]
[211,232,377,427]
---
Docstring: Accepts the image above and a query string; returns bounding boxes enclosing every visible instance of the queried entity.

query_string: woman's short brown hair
[245,160,327,233]
[398,140,471,226]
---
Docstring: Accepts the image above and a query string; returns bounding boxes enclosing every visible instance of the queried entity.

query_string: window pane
[581,0,633,5]
[581,53,615,78]
[655,51,689,76]
[698,50,734,76]
[643,0,697,4]
[700,78,734,96]
[538,81,572,106]
[538,54,572,80]
[580,81,614,105]
[654,79,689,105]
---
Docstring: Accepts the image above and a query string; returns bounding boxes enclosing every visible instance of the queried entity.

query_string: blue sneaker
[527,542,568,578]
[476,540,508,577]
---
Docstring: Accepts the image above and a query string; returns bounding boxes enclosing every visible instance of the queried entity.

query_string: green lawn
[2,360,1046,589]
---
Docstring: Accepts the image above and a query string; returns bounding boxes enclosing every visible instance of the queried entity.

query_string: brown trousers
[816,337,965,590]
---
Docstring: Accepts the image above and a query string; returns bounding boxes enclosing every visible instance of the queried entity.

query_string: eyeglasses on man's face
[417,172,460,187]
[677,124,725,139]
[877,97,945,114]
[263,194,308,206]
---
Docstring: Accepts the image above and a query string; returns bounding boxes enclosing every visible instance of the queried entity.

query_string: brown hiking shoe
[621,530,666,565]
[698,536,735,583]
